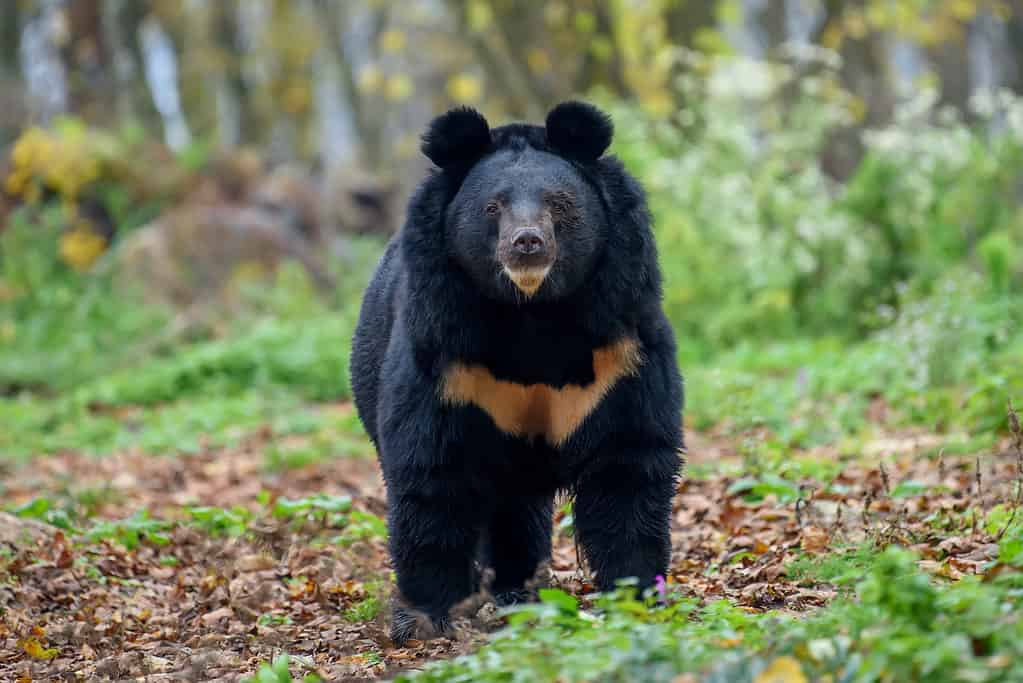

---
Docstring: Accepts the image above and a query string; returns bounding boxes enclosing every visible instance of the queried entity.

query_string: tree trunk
[211,1,252,147]
[487,5,561,107]
[814,0,896,178]
[927,29,973,112]
[315,0,390,170]
[65,0,116,121]
[1003,1,1023,95]
[663,0,719,111]
[576,1,631,98]
[103,0,156,126]
[0,2,19,75]
[753,0,789,53]
[441,0,542,119]
[664,0,718,50]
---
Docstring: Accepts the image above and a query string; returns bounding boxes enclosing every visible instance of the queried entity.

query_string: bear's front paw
[390,605,452,647]
[493,588,533,607]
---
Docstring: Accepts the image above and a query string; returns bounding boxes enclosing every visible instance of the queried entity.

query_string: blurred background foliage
[0,0,1022,452]
[3,1,1023,175]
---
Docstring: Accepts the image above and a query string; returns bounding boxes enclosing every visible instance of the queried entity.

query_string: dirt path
[1,423,1018,681]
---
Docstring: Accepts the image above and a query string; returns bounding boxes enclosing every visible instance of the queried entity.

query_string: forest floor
[2,399,1020,682]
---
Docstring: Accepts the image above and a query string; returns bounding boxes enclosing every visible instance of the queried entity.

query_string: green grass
[0,389,370,458]
[6,493,388,550]
[82,509,173,549]
[685,308,1023,447]
[786,544,882,586]
[343,580,388,622]
[0,218,377,459]
[400,547,1023,683]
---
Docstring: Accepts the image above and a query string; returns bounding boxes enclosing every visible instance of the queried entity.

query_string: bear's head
[421,102,615,304]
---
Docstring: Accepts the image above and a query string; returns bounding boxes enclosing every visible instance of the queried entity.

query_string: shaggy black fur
[350,101,684,645]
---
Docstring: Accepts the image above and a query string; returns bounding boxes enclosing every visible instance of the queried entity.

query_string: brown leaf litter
[1,423,1020,681]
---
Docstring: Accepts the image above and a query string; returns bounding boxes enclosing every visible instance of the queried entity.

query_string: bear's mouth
[502,265,552,297]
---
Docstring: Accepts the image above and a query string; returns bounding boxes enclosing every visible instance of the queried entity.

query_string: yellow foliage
[820,23,843,50]
[754,656,808,683]
[950,0,978,20]
[643,91,675,118]
[467,0,493,32]
[574,10,597,34]
[527,48,553,74]
[7,123,104,202]
[717,0,742,24]
[447,73,483,103]
[229,260,270,288]
[358,65,385,95]
[615,2,673,106]
[866,4,890,28]
[845,11,869,40]
[4,168,27,196]
[693,27,731,54]
[22,184,41,204]
[385,74,414,102]
[591,36,614,62]
[819,0,995,50]
[379,29,406,53]
[59,222,108,272]
[283,84,311,115]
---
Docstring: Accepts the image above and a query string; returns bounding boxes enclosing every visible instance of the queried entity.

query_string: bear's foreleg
[385,478,483,645]
[573,448,679,592]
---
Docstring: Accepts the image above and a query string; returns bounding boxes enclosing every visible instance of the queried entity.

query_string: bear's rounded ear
[545,101,613,162]
[421,106,492,170]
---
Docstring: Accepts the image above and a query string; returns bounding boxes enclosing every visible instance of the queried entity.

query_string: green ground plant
[401,548,1023,683]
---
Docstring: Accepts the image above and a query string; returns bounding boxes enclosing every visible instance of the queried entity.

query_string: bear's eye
[483,200,501,217]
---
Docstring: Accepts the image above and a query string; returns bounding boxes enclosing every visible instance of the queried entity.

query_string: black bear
[350,101,683,644]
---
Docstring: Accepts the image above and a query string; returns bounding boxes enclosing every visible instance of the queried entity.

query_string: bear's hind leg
[480,494,554,605]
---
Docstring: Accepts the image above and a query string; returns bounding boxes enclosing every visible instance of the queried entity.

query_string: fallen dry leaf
[799,526,830,554]
[19,637,58,661]
[1,424,1018,680]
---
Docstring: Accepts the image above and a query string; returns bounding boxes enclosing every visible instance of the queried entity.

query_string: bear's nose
[511,227,545,255]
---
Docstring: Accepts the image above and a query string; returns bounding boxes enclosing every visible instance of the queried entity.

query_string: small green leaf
[726,478,758,496]
[538,588,578,614]
[890,480,928,498]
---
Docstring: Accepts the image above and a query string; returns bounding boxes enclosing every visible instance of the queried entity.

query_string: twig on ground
[995,399,1023,540]
[861,489,874,530]
[795,498,808,528]
[833,501,844,532]
[794,484,814,527]
[975,456,983,499]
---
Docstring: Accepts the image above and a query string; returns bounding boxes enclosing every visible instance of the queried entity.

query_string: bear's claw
[390,605,452,647]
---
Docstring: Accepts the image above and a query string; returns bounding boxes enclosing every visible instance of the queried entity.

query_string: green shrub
[608,58,1023,358]
[0,210,170,392]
